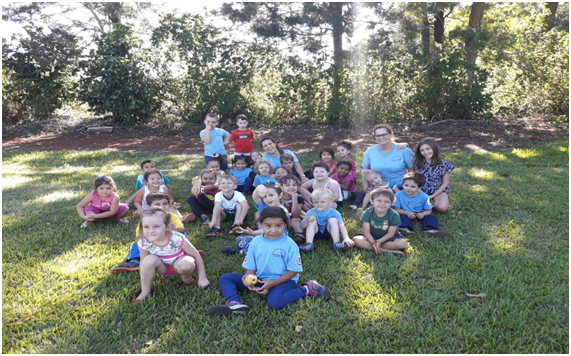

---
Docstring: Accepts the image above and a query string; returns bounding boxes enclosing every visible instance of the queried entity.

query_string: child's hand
[308,214,317,224]
[233,219,243,226]
[84,212,96,221]
[172,202,181,210]
[256,185,267,198]
[254,279,275,295]
[406,212,416,219]
[198,278,210,289]
[416,212,425,219]
[373,239,382,255]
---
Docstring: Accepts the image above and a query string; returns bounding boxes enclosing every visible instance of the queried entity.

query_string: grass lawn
[2,142,569,353]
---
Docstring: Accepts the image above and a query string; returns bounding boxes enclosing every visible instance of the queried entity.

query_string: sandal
[130,298,142,305]
[182,213,196,223]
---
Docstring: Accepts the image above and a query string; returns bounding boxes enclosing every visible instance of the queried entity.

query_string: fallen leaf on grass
[22,282,31,286]
[465,293,487,298]
[146,340,153,345]
[16,315,33,323]
[295,325,303,332]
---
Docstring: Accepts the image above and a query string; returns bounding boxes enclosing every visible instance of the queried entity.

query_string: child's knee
[141,254,160,268]
[175,258,195,274]
[435,204,448,213]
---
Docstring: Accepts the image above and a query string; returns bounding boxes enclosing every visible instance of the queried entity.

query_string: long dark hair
[260,137,284,155]
[414,138,442,169]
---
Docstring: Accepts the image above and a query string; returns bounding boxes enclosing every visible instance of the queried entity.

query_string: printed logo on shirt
[236,134,251,139]
[272,248,286,258]
[391,156,402,162]
[296,254,302,266]
[413,203,425,211]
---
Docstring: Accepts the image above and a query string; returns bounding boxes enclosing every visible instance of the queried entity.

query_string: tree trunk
[465,2,485,90]
[543,2,558,32]
[421,2,430,56]
[328,2,344,123]
[434,10,444,44]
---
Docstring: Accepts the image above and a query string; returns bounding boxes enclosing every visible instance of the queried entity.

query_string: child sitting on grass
[304,146,337,179]
[221,182,289,255]
[229,155,254,195]
[208,207,330,316]
[130,207,209,305]
[76,175,129,228]
[330,160,360,207]
[393,172,451,238]
[298,188,354,253]
[112,192,186,273]
[350,188,408,256]
[133,170,178,218]
[252,159,273,188]
[280,154,300,179]
[355,170,399,219]
[126,160,171,205]
[299,163,343,209]
[187,169,219,225]
[279,175,306,243]
[207,175,249,236]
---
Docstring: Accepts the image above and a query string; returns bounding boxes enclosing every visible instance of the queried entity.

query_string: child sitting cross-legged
[393,172,451,238]
[298,188,355,253]
[206,174,250,236]
[350,188,408,256]
[208,206,330,316]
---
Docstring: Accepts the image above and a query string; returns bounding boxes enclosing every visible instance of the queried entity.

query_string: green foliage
[2,25,80,120]
[78,24,159,125]
[151,13,255,122]
[2,143,569,353]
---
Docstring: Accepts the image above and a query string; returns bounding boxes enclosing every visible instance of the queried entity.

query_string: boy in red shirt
[229,114,255,157]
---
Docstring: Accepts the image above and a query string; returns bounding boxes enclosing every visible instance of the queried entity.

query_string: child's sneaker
[332,242,345,251]
[302,280,330,300]
[355,208,364,219]
[80,221,92,228]
[206,227,223,236]
[118,218,129,224]
[182,213,196,223]
[349,205,358,210]
[292,232,306,245]
[111,260,140,273]
[423,229,451,238]
[299,242,314,253]
[221,247,242,255]
[208,301,250,316]
[341,242,353,252]
[201,216,210,224]
[399,227,415,237]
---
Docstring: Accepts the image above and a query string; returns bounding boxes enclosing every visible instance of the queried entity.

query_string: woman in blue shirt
[362,124,415,189]
[260,137,308,183]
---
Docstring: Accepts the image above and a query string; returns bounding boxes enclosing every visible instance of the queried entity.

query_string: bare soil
[2,116,568,154]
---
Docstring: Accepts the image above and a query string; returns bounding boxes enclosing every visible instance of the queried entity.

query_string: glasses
[375,133,390,139]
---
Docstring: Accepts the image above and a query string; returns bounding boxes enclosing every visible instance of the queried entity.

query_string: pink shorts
[160,264,177,276]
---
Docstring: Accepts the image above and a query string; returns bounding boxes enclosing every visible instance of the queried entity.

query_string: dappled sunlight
[512,148,540,159]
[2,175,34,188]
[483,220,525,254]
[468,168,497,180]
[487,152,507,161]
[39,190,79,203]
[340,254,401,322]
[468,184,488,193]
[46,240,114,278]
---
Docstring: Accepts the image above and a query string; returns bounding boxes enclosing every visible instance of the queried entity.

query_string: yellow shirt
[135,212,183,236]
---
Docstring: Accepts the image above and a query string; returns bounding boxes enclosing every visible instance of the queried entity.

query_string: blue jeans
[399,214,439,231]
[218,273,306,309]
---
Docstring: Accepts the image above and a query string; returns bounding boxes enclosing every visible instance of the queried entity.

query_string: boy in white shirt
[207,175,250,236]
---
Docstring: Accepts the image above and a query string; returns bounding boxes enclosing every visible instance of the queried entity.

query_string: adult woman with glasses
[362,124,414,189]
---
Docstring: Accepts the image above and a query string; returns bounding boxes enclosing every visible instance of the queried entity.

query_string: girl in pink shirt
[76,175,129,228]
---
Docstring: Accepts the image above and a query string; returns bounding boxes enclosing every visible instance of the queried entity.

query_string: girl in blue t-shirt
[229,155,254,194]
[207,206,330,316]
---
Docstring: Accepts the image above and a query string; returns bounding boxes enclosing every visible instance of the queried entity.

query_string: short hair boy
[200,113,230,170]
[393,173,451,238]
[299,188,354,253]
[206,174,250,236]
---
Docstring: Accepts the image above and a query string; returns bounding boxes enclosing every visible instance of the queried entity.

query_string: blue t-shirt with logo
[362,143,414,187]
[393,190,432,213]
[242,230,302,283]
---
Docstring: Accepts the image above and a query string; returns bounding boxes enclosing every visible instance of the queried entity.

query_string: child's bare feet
[379,248,406,256]
[181,275,196,286]
[131,292,150,305]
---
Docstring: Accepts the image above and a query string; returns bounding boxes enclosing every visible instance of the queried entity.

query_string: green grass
[2,142,569,353]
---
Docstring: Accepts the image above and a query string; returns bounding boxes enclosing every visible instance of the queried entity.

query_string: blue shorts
[371,232,404,242]
[314,229,333,240]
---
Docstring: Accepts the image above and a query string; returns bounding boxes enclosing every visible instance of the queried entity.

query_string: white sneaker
[118,218,129,224]
[80,221,92,228]
[349,205,357,210]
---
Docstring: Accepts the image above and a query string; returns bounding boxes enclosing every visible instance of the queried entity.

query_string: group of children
[75,113,454,315]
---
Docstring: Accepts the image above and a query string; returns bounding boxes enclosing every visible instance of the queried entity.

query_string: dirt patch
[2,116,568,154]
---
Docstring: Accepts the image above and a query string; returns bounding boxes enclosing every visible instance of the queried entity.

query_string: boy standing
[298,188,355,253]
[207,175,250,236]
[393,173,451,238]
[229,114,255,157]
[200,113,230,170]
